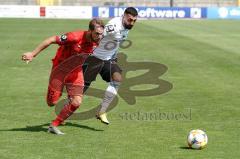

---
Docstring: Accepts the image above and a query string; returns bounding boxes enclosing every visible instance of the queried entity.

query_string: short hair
[89,18,104,31]
[124,7,138,17]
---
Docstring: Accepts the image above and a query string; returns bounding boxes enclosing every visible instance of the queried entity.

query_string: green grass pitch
[0,18,239,159]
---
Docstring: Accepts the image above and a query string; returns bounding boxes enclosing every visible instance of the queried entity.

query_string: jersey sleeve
[56,32,80,45]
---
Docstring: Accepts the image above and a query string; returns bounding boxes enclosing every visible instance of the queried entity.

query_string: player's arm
[22,36,57,63]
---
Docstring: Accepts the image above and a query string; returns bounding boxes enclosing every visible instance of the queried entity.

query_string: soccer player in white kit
[83,7,138,124]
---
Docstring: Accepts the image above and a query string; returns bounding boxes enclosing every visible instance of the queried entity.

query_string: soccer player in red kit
[22,19,104,135]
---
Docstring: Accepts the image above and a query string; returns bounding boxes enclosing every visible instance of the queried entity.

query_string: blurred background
[0,0,239,7]
[1,0,240,19]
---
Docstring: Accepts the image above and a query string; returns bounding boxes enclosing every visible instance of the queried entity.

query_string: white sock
[99,81,120,114]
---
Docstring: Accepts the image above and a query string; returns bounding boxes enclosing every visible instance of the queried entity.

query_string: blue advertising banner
[93,7,207,19]
[207,7,240,19]
[110,7,190,18]
[93,7,110,18]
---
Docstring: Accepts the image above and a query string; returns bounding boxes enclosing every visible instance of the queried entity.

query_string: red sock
[52,103,79,126]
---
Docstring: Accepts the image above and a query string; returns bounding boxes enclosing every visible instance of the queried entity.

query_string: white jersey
[92,17,129,60]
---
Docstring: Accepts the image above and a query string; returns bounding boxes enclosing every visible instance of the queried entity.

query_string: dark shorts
[83,56,122,83]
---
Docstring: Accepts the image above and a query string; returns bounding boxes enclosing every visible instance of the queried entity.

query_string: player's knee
[112,73,122,82]
[70,96,82,107]
[70,100,81,108]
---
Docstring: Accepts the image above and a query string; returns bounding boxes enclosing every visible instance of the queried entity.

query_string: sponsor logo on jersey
[106,25,115,32]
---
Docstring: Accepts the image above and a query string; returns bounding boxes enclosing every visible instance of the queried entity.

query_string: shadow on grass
[0,122,104,132]
[0,123,49,132]
[179,146,193,150]
[64,122,104,131]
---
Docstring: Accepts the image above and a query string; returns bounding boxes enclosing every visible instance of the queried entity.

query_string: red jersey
[52,30,97,67]
[48,30,97,96]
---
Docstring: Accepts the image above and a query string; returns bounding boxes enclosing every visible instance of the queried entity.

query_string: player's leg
[46,65,65,107]
[99,72,122,114]
[48,70,84,135]
[46,85,63,107]
[97,61,122,124]
[51,95,82,126]
[48,95,82,135]
[82,56,104,93]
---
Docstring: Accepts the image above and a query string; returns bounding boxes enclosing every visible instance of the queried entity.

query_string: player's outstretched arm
[22,36,56,64]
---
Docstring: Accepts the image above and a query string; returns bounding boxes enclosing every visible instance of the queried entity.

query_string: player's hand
[22,52,34,64]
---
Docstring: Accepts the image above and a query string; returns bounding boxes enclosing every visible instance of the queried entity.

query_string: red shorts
[46,66,84,106]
